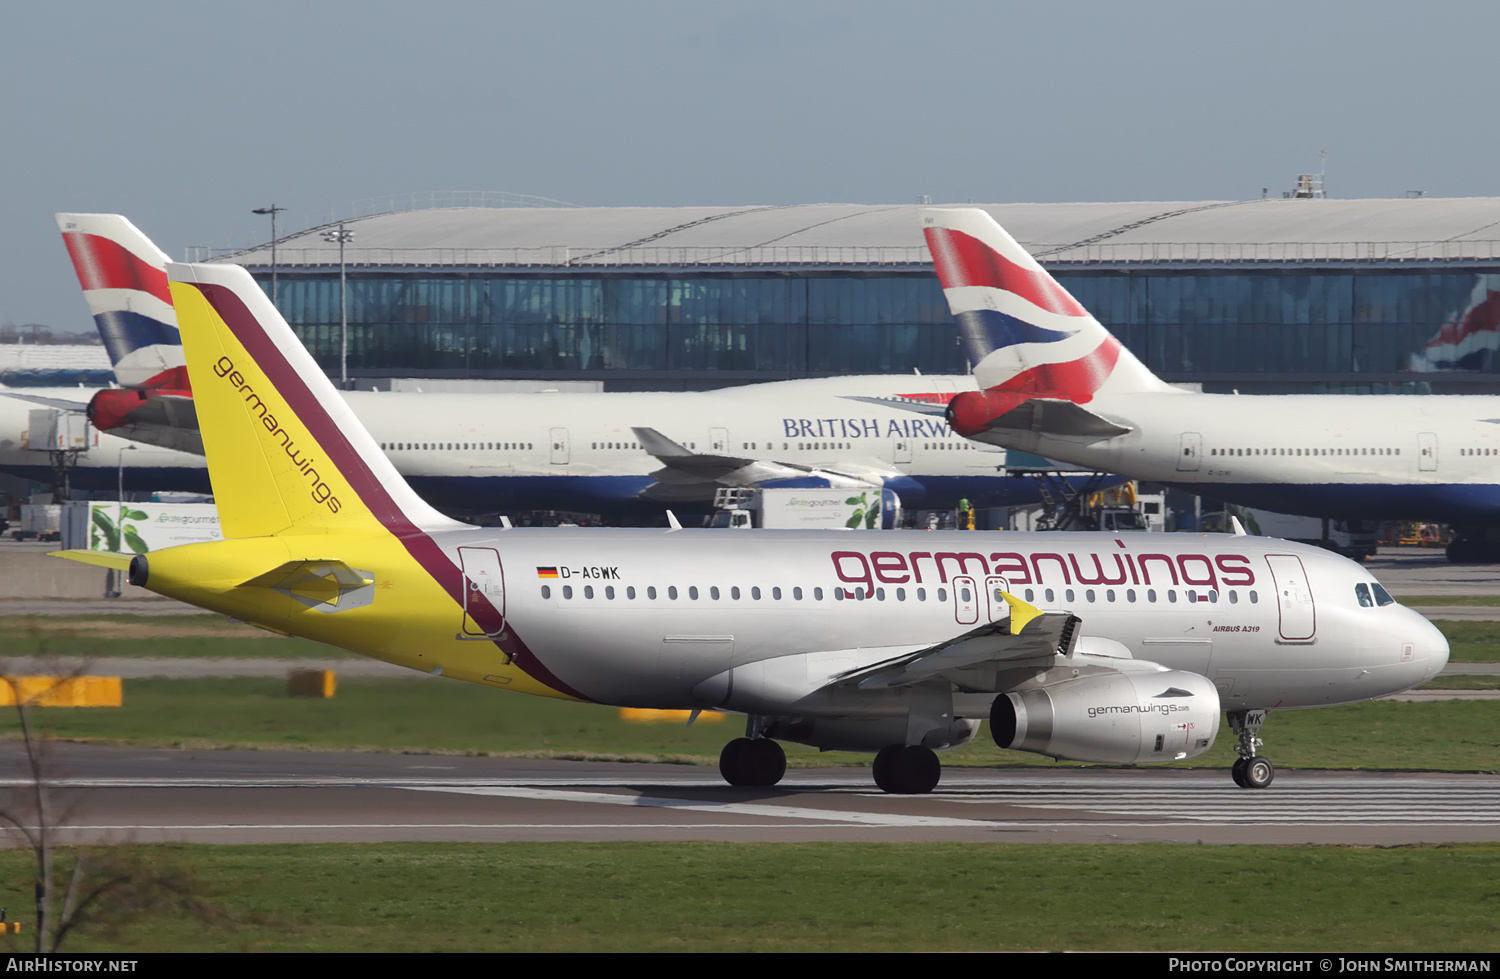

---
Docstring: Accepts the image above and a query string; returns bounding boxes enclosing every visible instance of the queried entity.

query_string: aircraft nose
[1351,604,1449,697]
[1383,606,1449,685]
[1413,611,1450,683]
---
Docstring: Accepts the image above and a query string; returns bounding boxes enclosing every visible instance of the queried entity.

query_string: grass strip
[0,842,1494,952]
[1,677,1495,772]
[1419,676,1500,690]
[0,614,353,660]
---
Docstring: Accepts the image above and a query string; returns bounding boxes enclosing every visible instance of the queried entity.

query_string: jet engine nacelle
[990,669,1219,764]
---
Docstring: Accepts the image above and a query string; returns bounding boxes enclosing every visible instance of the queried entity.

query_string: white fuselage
[985,390,1500,523]
[0,375,1039,511]
[416,526,1446,715]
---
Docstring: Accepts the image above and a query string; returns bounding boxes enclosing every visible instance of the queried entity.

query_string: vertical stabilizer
[56,213,186,389]
[920,208,1170,399]
[166,261,464,539]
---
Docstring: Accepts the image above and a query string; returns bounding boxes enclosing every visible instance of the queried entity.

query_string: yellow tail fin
[166,263,462,540]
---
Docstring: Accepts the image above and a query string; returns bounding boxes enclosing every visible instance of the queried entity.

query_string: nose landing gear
[1227,709,1274,789]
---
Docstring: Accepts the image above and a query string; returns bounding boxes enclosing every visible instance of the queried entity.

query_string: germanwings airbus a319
[53,259,1447,792]
[920,206,1500,562]
[26,213,1077,516]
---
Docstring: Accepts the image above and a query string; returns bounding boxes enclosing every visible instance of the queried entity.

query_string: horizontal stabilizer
[984,397,1132,438]
[1,392,91,413]
[47,550,134,571]
[238,560,376,613]
[88,387,202,454]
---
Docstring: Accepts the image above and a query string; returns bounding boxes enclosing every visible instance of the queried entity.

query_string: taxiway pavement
[0,744,1494,847]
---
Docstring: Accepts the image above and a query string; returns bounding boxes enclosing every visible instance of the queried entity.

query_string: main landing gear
[716,736,944,794]
[719,737,787,787]
[1227,709,1274,789]
[872,744,941,795]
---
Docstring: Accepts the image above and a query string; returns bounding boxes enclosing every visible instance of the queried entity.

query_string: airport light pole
[320,223,355,389]
[251,205,285,308]
[111,443,137,597]
[116,444,137,520]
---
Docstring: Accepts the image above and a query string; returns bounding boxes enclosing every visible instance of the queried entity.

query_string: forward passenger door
[1264,554,1316,641]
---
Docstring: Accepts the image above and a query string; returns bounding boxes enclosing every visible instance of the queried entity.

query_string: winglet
[999,590,1045,636]
[1229,515,1248,536]
[633,427,694,460]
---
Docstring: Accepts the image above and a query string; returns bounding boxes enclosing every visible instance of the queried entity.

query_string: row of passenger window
[1015,586,1259,605]
[544,581,1393,611]
[381,442,535,451]
[1210,447,1400,457]
[539,582,1262,607]
[541,584,952,602]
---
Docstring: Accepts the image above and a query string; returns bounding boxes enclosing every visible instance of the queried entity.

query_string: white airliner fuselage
[434,528,1444,718]
[2,375,1072,514]
[988,390,1500,523]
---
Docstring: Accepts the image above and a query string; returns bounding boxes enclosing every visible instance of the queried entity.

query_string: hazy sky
[4,0,1497,330]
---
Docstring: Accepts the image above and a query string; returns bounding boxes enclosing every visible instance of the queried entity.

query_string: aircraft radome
[920,206,1500,563]
[53,259,1447,793]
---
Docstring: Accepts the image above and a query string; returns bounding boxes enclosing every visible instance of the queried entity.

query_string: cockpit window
[1354,583,1374,607]
[1371,583,1396,607]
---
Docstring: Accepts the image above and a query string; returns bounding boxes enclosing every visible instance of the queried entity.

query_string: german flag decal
[536,567,559,578]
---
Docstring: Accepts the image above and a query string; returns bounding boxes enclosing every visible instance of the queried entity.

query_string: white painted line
[401,785,993,828]
[28,823,900,831]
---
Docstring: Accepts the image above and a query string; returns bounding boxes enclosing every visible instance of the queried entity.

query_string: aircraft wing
[839,395,949,416]
[830,592,1081,693]
[633,426,812,480]
[632,426,887,502]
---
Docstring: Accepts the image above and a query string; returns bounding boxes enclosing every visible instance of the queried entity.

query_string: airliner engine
[990,669,1220,764]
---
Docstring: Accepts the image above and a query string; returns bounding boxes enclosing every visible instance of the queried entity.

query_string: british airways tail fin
[56,214,186,390]
[920,208,1170,400]
[165,261,464,539]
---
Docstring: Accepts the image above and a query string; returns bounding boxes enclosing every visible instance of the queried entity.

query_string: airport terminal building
[216,196,1500,394]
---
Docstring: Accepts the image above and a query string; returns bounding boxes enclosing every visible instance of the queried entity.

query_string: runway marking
[5,774,1498,829]
[28,823,906,831]
[935,783,1500,824]
[401,785,993,827]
